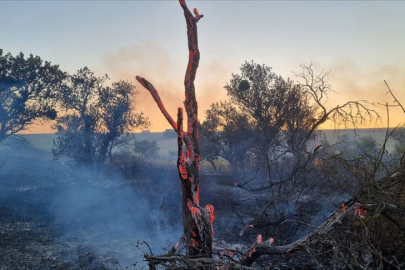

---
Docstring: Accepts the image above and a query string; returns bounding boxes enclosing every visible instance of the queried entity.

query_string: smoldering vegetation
[1,128,404,269]
[0,137,182,269]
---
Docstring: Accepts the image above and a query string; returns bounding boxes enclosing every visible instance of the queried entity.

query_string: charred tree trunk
[136,0,214,258]
[98,133,114,165]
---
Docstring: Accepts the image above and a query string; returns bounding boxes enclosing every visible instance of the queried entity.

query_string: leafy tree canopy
[201,61,316,171]
[53,67,149,165]
[0,49,66,143]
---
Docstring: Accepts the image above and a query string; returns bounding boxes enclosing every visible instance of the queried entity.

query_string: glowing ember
[220,250,235,256]
[187,201,201,216]
[265,238,274,246]
[355,205,367,219]
[256,234,262,244]
[239,224,254,236]
[314,158,324,166]
[179,163,188,180]
[248,248,256,258]
[205,204,215,236]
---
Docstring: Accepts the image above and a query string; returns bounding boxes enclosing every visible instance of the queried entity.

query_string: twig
[384,80,405,114]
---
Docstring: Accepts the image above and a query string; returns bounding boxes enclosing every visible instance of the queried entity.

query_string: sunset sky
[2,1,405,133]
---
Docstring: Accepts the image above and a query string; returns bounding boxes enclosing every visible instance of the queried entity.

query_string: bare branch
[135,76,178,131]
[385,80,405,115]
[294,64,380,146]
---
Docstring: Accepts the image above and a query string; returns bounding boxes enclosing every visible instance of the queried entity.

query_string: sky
[1,0,405,133]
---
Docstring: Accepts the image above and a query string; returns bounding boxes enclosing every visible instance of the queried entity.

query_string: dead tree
[136,0,214,258]
[135,1,404,268]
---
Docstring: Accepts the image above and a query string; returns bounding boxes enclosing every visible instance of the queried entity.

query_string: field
[316,128,396,152]
[21,128,397,156]
[21,132,178,157]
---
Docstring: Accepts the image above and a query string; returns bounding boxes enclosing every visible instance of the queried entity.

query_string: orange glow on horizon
[20,113,403,134]
[17,81,405,134]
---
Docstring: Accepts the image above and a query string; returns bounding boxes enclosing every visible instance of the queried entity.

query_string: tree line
[0,49,149,165]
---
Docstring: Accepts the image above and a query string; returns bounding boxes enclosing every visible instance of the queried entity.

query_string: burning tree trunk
[136,0,214,258]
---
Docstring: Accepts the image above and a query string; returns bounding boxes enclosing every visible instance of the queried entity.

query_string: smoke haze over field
[0,141,181,267]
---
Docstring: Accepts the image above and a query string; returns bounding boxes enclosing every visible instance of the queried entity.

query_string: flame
[314,158,324,166]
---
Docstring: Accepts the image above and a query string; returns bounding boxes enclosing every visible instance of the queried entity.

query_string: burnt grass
[0,183,148,270]
[1,190,103,270]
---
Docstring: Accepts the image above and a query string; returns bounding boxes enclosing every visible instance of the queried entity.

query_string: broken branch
[135,76,178,131]
[241,198,365,266]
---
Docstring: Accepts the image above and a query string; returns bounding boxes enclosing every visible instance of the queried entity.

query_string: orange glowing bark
[136,0,213,258]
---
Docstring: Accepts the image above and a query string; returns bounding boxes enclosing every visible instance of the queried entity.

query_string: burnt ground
[201,175,321,270]
[0,220,131,270]
[0,182,171,270]
[0,147,329,270]
[0,152,179,270]
[0,220,317,270]
[0,172,322,270]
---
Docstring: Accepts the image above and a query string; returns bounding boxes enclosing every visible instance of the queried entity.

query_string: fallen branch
[241,198,365,266]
